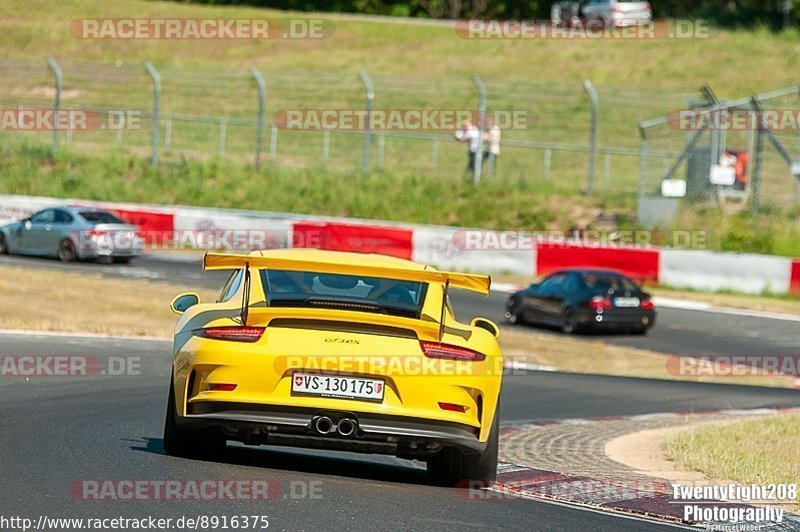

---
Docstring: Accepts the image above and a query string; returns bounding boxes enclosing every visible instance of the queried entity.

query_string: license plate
[291,372,385,401]
[614,297,641,308]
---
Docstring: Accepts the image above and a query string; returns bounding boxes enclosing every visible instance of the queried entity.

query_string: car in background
[552,0,652,28]
[505,268,656,335]
[0,206,140,263]
[164,249,503,486]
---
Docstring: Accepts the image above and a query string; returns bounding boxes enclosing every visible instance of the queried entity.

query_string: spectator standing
[455,120,481,178]
[482,116,501,176]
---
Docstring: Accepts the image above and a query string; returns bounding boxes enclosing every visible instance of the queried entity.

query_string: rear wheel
[504,301,523,325]
[163,379,225,459]
[57,238,77,263]
[0,233,7,255]
[428,410,499,487]
[631,326,648,336]
[560,308,580,335]
[112,256,131,264]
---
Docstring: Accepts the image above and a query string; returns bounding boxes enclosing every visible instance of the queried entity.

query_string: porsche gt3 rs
[164,249,503,485]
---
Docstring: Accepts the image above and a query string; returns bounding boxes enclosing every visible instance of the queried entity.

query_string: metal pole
[751,100,764,216]
[471,74,486,184]
[322,130,330,162]
[250,67,266,170]
[358,70,374,175]
[431,136,439,171]
[583,80,599,194]
[45,58,62,153]
[637,126,649,199]
[603,151,612,187]
[144,62,161,166]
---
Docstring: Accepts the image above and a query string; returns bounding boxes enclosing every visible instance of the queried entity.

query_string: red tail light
[589,295,612,310]
[438,402,467,413]
[195,326,265,342]
[640,298,655,310]
[420,341,486,361]
[208,383,237,391]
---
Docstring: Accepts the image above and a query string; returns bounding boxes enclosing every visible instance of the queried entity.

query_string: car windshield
[582,273,639,292]
[260,269,427,319]
[78,211,123,224]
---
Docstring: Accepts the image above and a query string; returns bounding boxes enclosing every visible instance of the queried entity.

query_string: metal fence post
[583,80,599,194]
[250,67,266,170]
[358,71,374,175]
[603,151,612,187]
[45,58,62,153]
[144,62,161,166]
[751,108,764,216]
[431,136,439,171]
[637,126,649,199]
[471,75,486,184]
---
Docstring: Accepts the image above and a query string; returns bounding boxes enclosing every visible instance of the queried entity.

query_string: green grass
[664,413,800,508]
[0,139,580,229]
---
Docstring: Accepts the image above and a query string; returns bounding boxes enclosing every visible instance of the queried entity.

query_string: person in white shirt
[455,121,481,175]
[482,116,501,176]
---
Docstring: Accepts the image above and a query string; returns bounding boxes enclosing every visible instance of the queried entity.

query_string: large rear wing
[202,252,491,294]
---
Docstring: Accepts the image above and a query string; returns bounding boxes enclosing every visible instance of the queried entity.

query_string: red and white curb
[2,193,800,297]
[491,409,800,528]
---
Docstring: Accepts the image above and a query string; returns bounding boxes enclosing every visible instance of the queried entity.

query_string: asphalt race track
[5,253,800,359]
[2,254,799,530]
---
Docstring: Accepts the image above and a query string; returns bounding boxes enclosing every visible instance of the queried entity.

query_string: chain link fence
[638,85,800,221]
[1,58,696,196]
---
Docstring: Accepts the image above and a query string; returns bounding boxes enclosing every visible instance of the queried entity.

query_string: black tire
[0,233,8,255]
[163,379,225,459]
[112,256,131,264]
[57,238,78,263]
[631,326,648,336]
[428,409,499,487]
[504,300,522,325]
[560,308,580,335]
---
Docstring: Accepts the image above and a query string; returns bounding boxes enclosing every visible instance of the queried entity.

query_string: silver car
[0,206,141,263]
[553,0,652,28]
[581,0,652,27]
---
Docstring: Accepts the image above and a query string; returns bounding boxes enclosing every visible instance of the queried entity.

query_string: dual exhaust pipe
[313,416,357,437]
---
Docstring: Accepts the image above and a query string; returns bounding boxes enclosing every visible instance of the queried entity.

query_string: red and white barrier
[0,193,798,296]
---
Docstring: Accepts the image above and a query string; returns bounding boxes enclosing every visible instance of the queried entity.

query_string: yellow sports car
[164,249,503,485]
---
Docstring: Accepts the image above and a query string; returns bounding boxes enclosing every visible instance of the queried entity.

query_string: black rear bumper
[179,401,485,454]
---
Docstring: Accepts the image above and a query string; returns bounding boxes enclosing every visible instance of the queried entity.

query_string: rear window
[260,269,427,319]
[78,211,123,224]
[582,273,639,292]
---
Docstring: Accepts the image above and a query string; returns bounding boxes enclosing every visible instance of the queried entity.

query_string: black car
[505,268,656,335]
